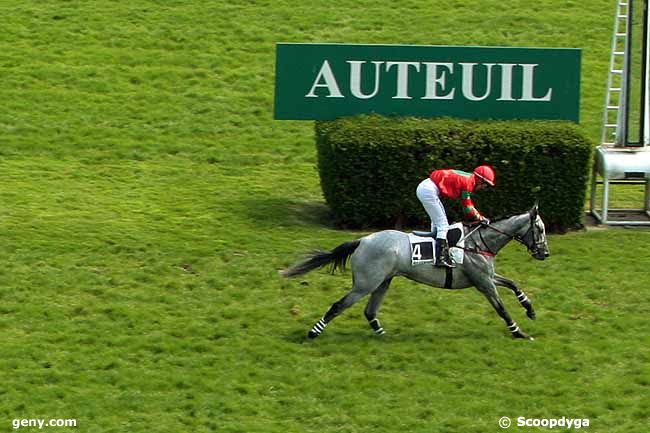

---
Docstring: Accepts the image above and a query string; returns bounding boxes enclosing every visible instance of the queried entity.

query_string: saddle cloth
[408,223,465,266]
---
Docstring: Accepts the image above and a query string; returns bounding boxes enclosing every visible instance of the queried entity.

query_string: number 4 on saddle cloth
[408,223,465,266]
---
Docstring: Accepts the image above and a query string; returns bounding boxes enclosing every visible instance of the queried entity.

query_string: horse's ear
[531,201,539,217]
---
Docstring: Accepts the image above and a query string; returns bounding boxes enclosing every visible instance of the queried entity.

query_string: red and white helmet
[473,165,496,186]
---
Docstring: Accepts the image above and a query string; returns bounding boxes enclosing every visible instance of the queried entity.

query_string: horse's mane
[491,213,522,222]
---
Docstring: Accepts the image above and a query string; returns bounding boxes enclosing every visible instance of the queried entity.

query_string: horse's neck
[471,214,528,254]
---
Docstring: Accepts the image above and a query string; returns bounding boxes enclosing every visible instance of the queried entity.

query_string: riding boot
[435,238,455,268]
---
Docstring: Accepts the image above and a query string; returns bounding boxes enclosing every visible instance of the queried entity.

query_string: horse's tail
[281,239,361,278]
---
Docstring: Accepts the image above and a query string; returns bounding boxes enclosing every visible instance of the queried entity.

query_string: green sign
[274,43,581,121]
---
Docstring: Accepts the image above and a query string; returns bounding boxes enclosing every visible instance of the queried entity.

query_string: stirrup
[435,257,455,268]
[435,238,455,268]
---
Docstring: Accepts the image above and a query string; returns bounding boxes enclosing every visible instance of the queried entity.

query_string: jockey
[416,165,495,268]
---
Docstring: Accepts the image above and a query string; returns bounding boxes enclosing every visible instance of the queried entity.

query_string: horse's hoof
[527,310,536,320]
[307,331,319,339]
[512,330,532,340]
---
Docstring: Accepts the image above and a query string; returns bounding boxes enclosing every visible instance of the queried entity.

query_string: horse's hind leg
[494,274,536,320]
[364,278,393,336]
[308,244,396,339]
[307,289,368,339]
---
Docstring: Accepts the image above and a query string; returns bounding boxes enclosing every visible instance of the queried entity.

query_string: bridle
[463,212,543,257]
[518,214,546,256]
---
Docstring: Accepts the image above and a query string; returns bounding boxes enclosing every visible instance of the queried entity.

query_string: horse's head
[519,204,550,260]
[470,204,551,259]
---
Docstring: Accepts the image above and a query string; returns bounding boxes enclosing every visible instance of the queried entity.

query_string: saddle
[408,223,466,267]
[412,224,463,247]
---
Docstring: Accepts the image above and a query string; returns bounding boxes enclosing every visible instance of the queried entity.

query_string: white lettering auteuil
[305,60,553,103]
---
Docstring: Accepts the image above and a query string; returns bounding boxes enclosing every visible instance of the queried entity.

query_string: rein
[461,216,536,257]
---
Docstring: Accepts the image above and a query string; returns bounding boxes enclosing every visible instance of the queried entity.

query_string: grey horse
[283,205,550,340]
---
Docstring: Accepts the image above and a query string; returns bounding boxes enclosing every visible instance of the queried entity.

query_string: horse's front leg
[494,274,536,320]
[477,282,533,340]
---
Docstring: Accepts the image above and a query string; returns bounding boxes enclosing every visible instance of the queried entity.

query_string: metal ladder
[602,0,631,146]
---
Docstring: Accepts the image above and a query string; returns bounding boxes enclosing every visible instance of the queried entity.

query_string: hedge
[315,115,593,233]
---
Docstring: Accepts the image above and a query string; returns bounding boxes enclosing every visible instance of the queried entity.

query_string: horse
[282,205,550,340]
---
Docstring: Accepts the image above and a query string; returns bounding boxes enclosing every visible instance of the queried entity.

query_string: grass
[0,1,649,432]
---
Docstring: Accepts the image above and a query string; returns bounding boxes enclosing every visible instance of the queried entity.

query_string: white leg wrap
[312,319,327,334]
[369,318,385,335]
[508,322,520,333]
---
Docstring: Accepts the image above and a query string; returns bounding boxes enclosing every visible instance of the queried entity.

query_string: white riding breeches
[416,178,449,239]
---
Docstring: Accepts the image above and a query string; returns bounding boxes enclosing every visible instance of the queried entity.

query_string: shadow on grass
[283,328,382,346]
[283,325,498,346]
[238,197,335,229]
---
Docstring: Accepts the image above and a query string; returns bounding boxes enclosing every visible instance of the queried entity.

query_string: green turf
[1,1,649,432]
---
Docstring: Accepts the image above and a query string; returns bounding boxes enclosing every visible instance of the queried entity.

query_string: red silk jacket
[430,169,484,221]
